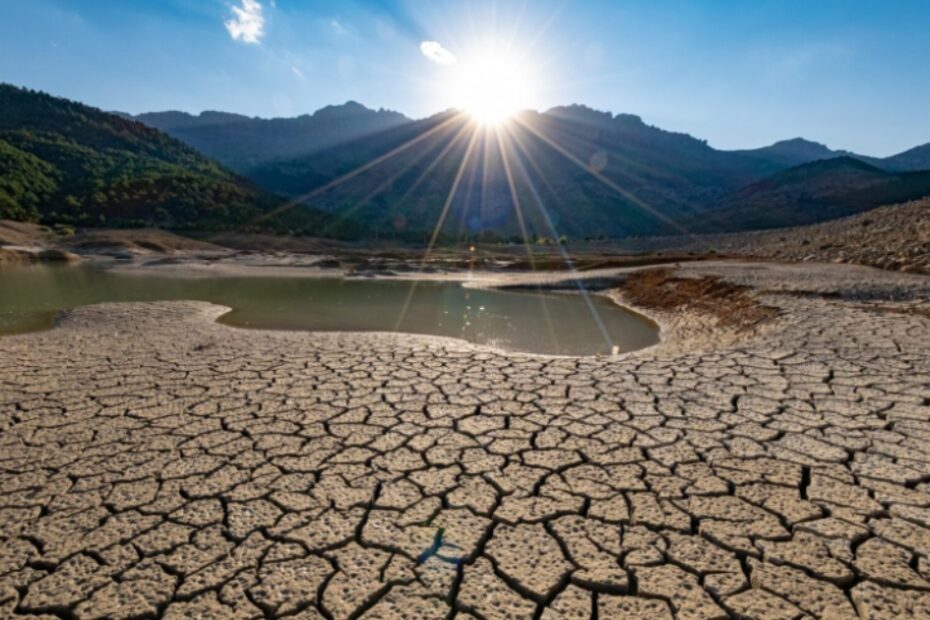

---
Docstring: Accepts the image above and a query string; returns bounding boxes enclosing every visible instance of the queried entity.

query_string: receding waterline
[0,264,659,356]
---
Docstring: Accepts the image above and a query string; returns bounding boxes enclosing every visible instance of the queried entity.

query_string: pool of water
[0,264,659,356]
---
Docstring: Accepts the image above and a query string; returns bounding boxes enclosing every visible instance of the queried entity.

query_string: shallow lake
[0,264,659,356]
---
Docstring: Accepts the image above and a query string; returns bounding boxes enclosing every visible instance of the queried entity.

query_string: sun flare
[449,49,537,126]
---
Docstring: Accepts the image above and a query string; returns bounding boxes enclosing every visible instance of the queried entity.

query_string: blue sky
[1,0,928,156]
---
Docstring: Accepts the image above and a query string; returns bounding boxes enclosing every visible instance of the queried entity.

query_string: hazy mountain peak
[130,97,410,170]
[613,112,645,126]
[734,136,842,168]
[134,110,252,130]
[545,104,614,124]
[884,142,930,171]
[199,110,253,122]
[766,137,834,158]
[312,101,407,121]
[314,100,367,116]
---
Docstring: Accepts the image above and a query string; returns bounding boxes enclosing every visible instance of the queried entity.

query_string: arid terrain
[619,198,930,275]
[3,3,930,617]
[2,258,930,619]
[707,198,930,273]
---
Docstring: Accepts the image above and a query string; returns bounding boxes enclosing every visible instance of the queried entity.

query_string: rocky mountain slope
[712,197,930,273]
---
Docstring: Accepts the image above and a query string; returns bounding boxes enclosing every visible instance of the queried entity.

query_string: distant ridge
[884,143,930,172]
[735,138,839,167]
[135,101,930,179]
[696,156,930,231]
[131,102,410,172]
[132,110,253,129]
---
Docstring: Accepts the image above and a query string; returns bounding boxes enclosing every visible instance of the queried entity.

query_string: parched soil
[718,198,930,274]
[620,267,780,330]
[613,198,930,275]
[1,261,930,619]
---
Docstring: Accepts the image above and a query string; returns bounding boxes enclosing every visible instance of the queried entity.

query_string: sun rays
[235,4,708,354]
[239,108,696,352]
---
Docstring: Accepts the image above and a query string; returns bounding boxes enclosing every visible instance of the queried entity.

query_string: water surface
[0,264,658,355]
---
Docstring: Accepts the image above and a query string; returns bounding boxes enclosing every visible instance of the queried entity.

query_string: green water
[0,264,659,355]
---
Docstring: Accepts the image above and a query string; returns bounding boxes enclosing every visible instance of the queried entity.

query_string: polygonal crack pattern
[1,263,930,619]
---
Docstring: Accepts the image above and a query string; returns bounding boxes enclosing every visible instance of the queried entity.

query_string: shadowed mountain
[696,157,930,231]
[241,112,667,239]
[8,84,929,240]
[883,144,930,172]
[733,138,842,168]
[239,105,930,239]
[132,102,410,172]
[0,84,362,236]
[135,101,930,181]
[241,107,788,239]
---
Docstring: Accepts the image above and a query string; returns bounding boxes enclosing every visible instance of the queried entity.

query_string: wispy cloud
[225,0,265,44]
[330,19,347,35]
[291,66,304,80]
[420,40,456,65]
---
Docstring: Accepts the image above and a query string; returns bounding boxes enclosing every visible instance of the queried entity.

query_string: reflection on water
[0,264,659,356]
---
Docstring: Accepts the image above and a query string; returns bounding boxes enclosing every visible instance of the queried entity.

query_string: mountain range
[128,103,408,172]
[127,104,930,177]
[125,101,930,238]
[2,82,929,240]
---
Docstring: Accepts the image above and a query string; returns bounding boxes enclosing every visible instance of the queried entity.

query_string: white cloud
[291,66,304,80]
[225,0,265,44]
[420,40,456,65]
[330,19,347,35]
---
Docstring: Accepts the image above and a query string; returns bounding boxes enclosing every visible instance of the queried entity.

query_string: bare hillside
[713,198,930,273]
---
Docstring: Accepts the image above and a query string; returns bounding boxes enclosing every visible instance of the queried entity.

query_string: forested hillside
[0,84,361,236]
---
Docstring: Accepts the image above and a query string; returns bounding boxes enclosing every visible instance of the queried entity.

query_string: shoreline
[9,254,923,365]
[0,258,669,358]
[7,254,927,359]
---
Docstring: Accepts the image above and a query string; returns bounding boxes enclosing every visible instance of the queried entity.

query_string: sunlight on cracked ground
[1,263,930,619]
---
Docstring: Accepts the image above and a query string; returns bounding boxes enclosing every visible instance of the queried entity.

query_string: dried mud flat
[1,262,930,619]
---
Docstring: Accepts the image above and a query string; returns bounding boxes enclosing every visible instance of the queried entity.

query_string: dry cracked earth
[2,262,930,619]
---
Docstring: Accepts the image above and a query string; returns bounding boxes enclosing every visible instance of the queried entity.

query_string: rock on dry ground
[616,198,930,275]
[1,261,930,619]
[708,198,930,274]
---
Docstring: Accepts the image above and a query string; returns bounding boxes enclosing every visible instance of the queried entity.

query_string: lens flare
[450,49,537,125]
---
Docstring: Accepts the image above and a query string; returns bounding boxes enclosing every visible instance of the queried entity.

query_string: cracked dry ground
[2,263,930,620]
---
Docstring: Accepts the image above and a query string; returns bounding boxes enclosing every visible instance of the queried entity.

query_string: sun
[450,49,537,126]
